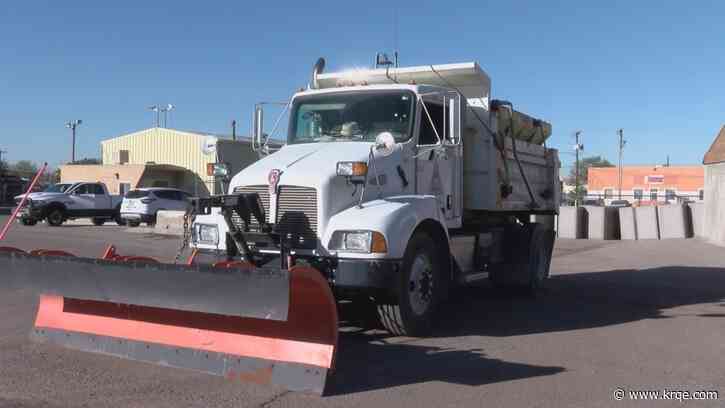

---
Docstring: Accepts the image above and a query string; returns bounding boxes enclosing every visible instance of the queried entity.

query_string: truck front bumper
[190,248,401,291]
[15,205,44,220]
[333,258,402,290]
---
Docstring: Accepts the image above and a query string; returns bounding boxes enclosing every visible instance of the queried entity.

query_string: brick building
[587,165,704,205]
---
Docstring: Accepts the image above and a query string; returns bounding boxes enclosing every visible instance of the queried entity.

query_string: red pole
[0,162,48,241]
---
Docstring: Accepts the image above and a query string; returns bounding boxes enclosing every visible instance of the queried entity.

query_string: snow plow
[0,193,338,394]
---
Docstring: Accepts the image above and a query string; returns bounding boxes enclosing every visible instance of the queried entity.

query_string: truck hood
[14,192,67,202]
[229,142,377,190]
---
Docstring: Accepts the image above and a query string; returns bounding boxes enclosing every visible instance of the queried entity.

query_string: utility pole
[574,131,584,207]
[65,120,83,163]
[231,120,237,141]
[617,128,626,200]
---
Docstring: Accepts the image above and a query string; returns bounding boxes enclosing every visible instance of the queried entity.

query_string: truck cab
[191,60,559,335]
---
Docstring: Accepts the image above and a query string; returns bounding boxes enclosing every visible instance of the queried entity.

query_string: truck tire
[490,223,554,294]
[114,205,126,226]
[525,223,554,295]
[376,231,446,336]
[46,208,65,227]
[20,218,37,226]
[127,220,141,227]
[92,218,106,226]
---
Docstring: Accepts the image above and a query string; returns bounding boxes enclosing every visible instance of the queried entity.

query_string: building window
[699,189,704,201]
[650,189,658,200]
[604,189,613,199]
[633,189,643,200]
[119,150,129,165]
[665,189,676,201]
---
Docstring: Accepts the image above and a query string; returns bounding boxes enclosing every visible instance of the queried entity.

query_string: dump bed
[463,107,560,214]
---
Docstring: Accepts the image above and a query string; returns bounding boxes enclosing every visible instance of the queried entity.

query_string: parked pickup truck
[14,182,124,226]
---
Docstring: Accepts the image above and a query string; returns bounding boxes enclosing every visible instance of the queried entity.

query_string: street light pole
[160,104,175,128]
[617,128,626,200]
[65,120,83,163]
[148,105,159,127]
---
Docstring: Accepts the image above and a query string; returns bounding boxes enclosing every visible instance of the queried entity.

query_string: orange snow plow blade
[1,249,338,394]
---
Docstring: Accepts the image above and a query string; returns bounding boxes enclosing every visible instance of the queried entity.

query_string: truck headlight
[329,230,387,253]
[193,224,219,245]
[336,161,368,177]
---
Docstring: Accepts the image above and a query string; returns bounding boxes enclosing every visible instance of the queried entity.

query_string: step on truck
[1,57,560,395]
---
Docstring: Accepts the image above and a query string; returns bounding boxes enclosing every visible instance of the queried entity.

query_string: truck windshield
[288,90,415,144]
[44,184,73,193]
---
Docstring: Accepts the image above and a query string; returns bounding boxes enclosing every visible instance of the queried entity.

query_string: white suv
[120,188,192,227]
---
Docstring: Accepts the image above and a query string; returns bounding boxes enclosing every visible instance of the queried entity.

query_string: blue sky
[1,1,723,171]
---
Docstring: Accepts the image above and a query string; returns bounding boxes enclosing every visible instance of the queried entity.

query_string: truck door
[415,92,462,228]
[88,183,108,213]
[70,184,95,216]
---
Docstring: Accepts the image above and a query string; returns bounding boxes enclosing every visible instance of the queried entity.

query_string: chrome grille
[231,185,318,245]
[231,185,270,230]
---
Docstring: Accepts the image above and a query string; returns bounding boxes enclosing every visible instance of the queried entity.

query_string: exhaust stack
[310,57,326,89]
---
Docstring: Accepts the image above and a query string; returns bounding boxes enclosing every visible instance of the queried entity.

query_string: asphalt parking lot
[1,216,725,407]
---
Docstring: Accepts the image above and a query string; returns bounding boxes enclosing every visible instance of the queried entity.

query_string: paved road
[1,217,725,407]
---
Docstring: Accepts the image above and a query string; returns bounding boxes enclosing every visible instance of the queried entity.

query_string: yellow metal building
[61,128,259,196]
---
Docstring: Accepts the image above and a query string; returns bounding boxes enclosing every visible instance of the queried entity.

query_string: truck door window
[91,184,105,195]
[418,102,448,146]
[74,184,90,195]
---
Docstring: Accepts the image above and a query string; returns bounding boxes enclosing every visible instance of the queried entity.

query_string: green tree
[567,155,614,185]
[69,158,101,165]
[12,160,39,175]
[566,185,588,205]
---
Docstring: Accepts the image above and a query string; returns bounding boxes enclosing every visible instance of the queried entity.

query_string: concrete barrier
[585,206,620,240]
[635,206,660,240]
[154,210,186,236]
[658,204,688,239]
[619,207,637,240]
[688,202,705,238]
[558,206,587,239]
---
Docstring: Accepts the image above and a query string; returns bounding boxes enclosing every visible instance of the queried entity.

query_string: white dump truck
[0,57,561,394]
[191,58,561,336]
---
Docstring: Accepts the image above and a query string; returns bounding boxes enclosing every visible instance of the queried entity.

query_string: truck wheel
[92,218,106,226]
[526,223,555,294]
[46,208,65,227]
[127,220,141,227]
[376,232,446,336]
[114,205,126,226]
[21,218,37,226]
[490,223,554,294]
